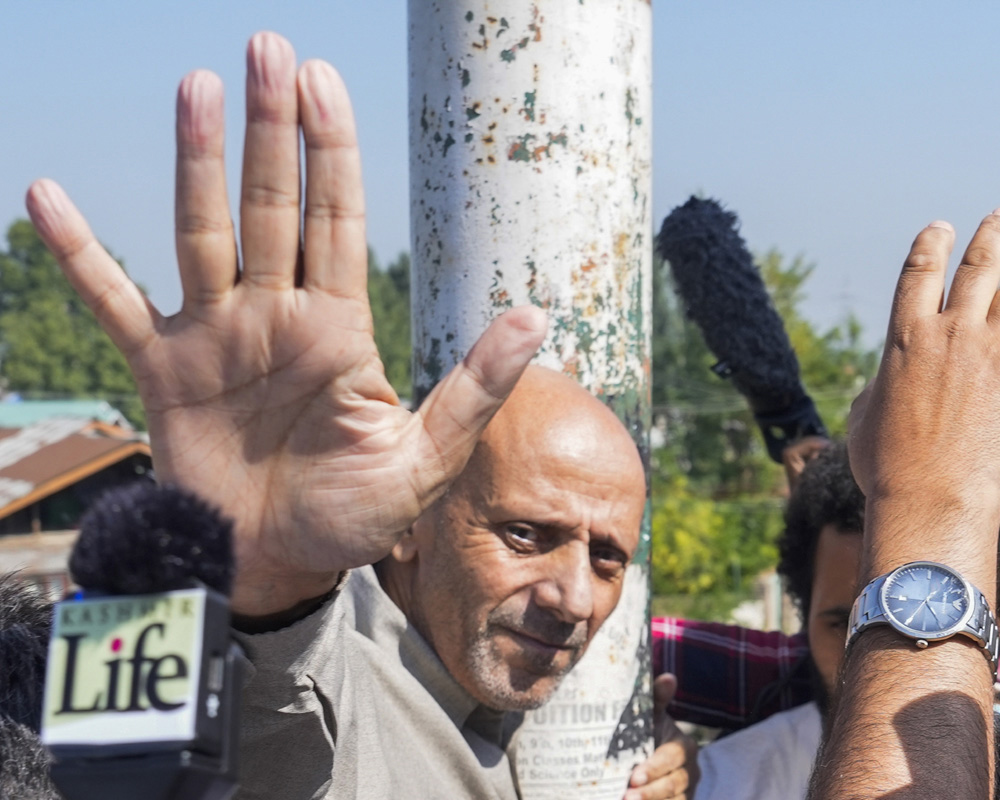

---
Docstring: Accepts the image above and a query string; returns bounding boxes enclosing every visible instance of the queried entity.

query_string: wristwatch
[847,560,999,674]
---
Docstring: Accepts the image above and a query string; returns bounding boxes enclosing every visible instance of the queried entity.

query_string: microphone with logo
[40,482,243,800]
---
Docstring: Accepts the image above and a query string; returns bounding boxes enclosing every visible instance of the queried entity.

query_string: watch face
[881,562,973,638]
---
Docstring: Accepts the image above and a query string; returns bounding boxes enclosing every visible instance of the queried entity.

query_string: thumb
[654,672,677,713]
[412,305,547,506]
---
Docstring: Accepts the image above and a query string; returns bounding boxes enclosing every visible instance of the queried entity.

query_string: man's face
[807,524,863,705]
[403,422,645,711]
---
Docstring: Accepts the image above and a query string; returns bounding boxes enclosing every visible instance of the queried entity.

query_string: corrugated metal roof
[0,400,130,429]
[0,418,91,471]
[0,418,150,517]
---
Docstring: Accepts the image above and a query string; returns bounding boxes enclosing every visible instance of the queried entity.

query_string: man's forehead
[458,467,643,552]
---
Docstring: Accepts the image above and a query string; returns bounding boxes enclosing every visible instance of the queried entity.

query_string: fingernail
[992,208,1000,217]
[927,220,953,231]
[631,769,647,785]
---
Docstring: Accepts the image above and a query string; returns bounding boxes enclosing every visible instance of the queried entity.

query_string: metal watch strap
[848,573,1000,674]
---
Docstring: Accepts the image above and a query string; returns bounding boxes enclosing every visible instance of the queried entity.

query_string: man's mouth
[500,627,579,658]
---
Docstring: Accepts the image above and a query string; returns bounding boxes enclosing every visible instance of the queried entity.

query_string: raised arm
[809,216,1000,799]
[24,32,545,620]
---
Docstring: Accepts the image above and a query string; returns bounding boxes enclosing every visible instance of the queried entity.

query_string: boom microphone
[656,196,827,462]
[40,482,243,800]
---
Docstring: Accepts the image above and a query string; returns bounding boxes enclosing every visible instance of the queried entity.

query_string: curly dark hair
[777,442,865,623]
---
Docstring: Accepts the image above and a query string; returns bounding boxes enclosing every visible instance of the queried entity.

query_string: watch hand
[905,600,929,628]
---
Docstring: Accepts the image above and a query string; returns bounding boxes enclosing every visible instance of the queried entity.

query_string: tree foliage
[651,248,879,618]
[367,248,412,399]
[0,221,144,426]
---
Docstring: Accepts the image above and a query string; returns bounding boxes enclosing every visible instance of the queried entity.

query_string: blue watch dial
[883,563,970,634]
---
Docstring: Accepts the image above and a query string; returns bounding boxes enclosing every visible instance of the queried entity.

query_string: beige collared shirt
[233,566,521,800]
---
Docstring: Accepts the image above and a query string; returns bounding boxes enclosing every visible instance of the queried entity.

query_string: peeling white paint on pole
[409,1,653,797]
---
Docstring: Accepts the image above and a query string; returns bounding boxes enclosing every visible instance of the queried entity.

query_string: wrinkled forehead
[459,414,645,545]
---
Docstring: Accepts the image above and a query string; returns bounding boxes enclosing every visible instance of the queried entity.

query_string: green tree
[651,248,879,619]
[0,220,145,427]
[367,248,412,399]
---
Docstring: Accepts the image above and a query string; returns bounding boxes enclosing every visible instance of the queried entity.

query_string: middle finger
[240,32,301,288]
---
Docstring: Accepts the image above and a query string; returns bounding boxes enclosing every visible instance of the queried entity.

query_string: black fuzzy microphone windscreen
[657,196,827,462]
[0,575,51,732]
[68,482,234,597]
[0,716,59,800]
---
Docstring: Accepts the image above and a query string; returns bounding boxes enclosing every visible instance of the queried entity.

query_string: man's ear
[391,525,419,563]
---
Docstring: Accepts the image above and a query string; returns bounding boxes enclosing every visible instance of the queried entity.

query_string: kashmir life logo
[42,589,206,746]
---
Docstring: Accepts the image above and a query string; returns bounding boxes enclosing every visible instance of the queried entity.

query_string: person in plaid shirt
[652,616,811,732]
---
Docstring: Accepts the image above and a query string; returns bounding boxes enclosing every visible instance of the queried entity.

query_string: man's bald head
[382,365,646,710]
[466,365,645,494]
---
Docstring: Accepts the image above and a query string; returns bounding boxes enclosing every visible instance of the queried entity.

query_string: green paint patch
[525,259,539,301]
[507,134,536,162]
[522,90,536,121]
[465,10,473,21]
[464,132,474,143]
[461,68,470,88]
[507,130,569,163]
[500,48,516,62]
[442,133,455,157]
[489,270,513,310]
[466,103,481,120]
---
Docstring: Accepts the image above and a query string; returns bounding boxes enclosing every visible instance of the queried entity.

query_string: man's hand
[781,435,830,493]
[24,32,545,617]
[847,216,1000,585]
[625,674,699,800]
[809,215,1000,799]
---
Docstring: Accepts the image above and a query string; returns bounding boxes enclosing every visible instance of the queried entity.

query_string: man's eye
[590,546,627,576]
[502,524,539,550]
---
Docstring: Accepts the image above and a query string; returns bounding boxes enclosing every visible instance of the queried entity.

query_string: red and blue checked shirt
[652,617,813,730]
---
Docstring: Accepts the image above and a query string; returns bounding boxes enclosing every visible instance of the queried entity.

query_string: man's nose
[533,543,594,624]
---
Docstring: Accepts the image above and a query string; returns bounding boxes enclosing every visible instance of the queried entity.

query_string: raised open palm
[25,32,545,616]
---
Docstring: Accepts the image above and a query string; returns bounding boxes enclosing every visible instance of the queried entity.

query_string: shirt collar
[346,565,497,735]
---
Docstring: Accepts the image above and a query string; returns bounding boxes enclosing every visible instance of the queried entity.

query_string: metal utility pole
[408,2,653,797]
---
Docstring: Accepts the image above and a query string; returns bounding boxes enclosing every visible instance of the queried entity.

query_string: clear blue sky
[4,1,1000,345]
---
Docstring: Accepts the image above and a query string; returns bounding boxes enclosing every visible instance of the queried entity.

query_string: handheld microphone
[0,573,58,800]
[0,715,59,800]
[40,482,243,800]
[656,196,827,463]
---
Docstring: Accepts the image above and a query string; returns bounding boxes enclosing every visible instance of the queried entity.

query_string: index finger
[886,221,954,338]
[25,180,158,359]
